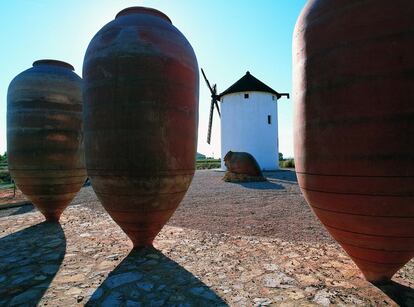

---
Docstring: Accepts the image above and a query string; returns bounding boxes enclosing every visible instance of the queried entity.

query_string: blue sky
[0,0,306,158]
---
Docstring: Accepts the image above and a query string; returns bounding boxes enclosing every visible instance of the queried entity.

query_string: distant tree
[0,152,7,163]
[278,152,284,161]
[196,152,206,160]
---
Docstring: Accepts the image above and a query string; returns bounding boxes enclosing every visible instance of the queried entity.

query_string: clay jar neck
[115,7,172,24]
[33,59,74,71]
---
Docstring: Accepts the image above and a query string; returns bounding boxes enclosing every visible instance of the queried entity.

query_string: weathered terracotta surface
[83,7,199,248]
[293,0,414,282]
[223,151,265,182]
[7,60,86,221]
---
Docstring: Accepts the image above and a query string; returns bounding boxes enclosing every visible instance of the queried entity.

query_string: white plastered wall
[220,91,279,170]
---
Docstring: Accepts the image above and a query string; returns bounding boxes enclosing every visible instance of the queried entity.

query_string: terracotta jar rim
[115,7,172,24]
[33,59,74,71]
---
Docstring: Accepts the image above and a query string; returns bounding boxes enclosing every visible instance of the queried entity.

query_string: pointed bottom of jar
[131,241,154,250]
[35,206,64,222]
[350,256,405,283]
[125,229,157,250]
[42,211,63,222]
[29,197,72,223]
[104,205,179,251]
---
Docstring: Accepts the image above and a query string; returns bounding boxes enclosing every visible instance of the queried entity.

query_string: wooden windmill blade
[201,68,220,144]
[214,101,221,117]
[207,96,215,144]
[201,68,214,94]
[211,84,221,118]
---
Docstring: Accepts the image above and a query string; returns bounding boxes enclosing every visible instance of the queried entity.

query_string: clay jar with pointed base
[293,0,414,282]
[7,60,86,222]
[83,7,199,248]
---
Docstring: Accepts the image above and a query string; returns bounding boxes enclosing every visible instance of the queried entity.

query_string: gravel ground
[0,170,332,244]
[170,170,332,243]
[72,169,332,244]
[0,169,413,306]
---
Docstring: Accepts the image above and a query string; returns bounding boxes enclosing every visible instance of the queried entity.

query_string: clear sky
[0,0,306,158]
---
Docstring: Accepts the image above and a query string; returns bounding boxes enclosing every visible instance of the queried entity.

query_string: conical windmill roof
[218,71,289,99]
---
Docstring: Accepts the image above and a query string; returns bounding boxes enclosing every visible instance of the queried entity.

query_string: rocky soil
[0,170,412,306]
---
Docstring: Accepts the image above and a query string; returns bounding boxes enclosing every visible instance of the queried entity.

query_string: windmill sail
[207,96,215,144]
[201,68,220,144]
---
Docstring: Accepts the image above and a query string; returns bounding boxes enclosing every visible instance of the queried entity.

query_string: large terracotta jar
[7,60,86,222]
[293,0,414,282]
[83,7,199,248]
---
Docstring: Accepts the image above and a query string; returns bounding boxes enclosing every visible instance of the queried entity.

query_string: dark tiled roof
[218,71,289,99]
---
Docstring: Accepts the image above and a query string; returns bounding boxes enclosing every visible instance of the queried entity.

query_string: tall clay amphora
[83,7,199,248]
[293,0,414,282]
[7,60,86,221]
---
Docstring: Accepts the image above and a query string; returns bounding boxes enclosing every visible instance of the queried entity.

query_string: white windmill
[202,69,289,171]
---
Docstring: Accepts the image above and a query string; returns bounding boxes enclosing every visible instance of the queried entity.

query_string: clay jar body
[83,7,199,248]
[7,60,86,221]
[293,0,414,282]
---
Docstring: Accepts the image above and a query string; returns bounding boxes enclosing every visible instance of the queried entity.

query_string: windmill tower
[202,69,289,171]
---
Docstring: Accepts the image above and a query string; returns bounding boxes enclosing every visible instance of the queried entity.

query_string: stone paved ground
[0,170,413,306]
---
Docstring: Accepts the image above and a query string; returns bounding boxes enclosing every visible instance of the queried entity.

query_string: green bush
[0,152,10,184]
[0,171,11,184]
[0,152,7,163]
[196,159,221,170]
[280,158,295,168]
